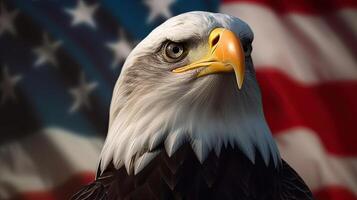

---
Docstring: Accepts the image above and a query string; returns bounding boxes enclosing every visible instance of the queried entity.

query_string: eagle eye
[163,41,186,62]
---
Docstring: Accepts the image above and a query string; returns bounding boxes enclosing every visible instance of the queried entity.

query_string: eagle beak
[172,28,245,89]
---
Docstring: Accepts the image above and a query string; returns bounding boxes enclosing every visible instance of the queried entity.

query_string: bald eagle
[72,12,313,200]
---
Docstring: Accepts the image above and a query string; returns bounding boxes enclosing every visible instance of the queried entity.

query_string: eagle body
[72,11,313,200]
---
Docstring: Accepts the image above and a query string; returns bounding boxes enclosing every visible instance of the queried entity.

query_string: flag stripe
[221,4,357,84]
[0,128,103,199]
[222,0,357,14]
[314,187,357,200]
[11,173,94,200]
[275,128,357,198]
[257,69,357,156]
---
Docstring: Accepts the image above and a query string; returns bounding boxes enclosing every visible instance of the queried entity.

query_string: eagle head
[100,11,280,175]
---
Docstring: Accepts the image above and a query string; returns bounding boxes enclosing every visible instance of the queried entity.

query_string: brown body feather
[71,144,313,200]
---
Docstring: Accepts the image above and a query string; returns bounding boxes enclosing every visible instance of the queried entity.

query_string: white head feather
[99,11,280,175]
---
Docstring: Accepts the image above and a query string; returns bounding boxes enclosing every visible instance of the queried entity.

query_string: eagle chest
[103,144,279,200]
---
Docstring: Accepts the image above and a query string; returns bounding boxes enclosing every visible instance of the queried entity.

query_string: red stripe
[257,68,357,156]
[222,0,357,14]
[11,172,95,200]
[314,186,357,200]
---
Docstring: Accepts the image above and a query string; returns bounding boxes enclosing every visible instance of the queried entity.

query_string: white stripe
[220,3,357,84]
[0,128,103,199]
[275,127,357,195]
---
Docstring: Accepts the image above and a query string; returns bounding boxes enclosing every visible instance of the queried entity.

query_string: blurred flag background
[0,0,356,199]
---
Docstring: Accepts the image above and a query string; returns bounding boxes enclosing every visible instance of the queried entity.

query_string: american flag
[0,0,356,199]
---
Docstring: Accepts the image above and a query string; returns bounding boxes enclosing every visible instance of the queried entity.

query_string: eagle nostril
[211,35,220,47]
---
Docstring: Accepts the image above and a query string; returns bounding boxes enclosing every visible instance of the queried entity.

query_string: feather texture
[72,144,312,200]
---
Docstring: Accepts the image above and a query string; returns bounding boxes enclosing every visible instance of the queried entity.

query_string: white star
[0,65,22,104]
[65,0,99,28]
[144,0,174,23]
[33,33,62,68]
[69,72,98,113]
[0,2,19,36]
[106,29,132,69]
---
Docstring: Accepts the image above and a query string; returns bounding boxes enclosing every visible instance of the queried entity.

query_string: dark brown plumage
[71,143,313,200]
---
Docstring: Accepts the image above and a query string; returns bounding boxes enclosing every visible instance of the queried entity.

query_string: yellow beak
[172,28,245,89]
